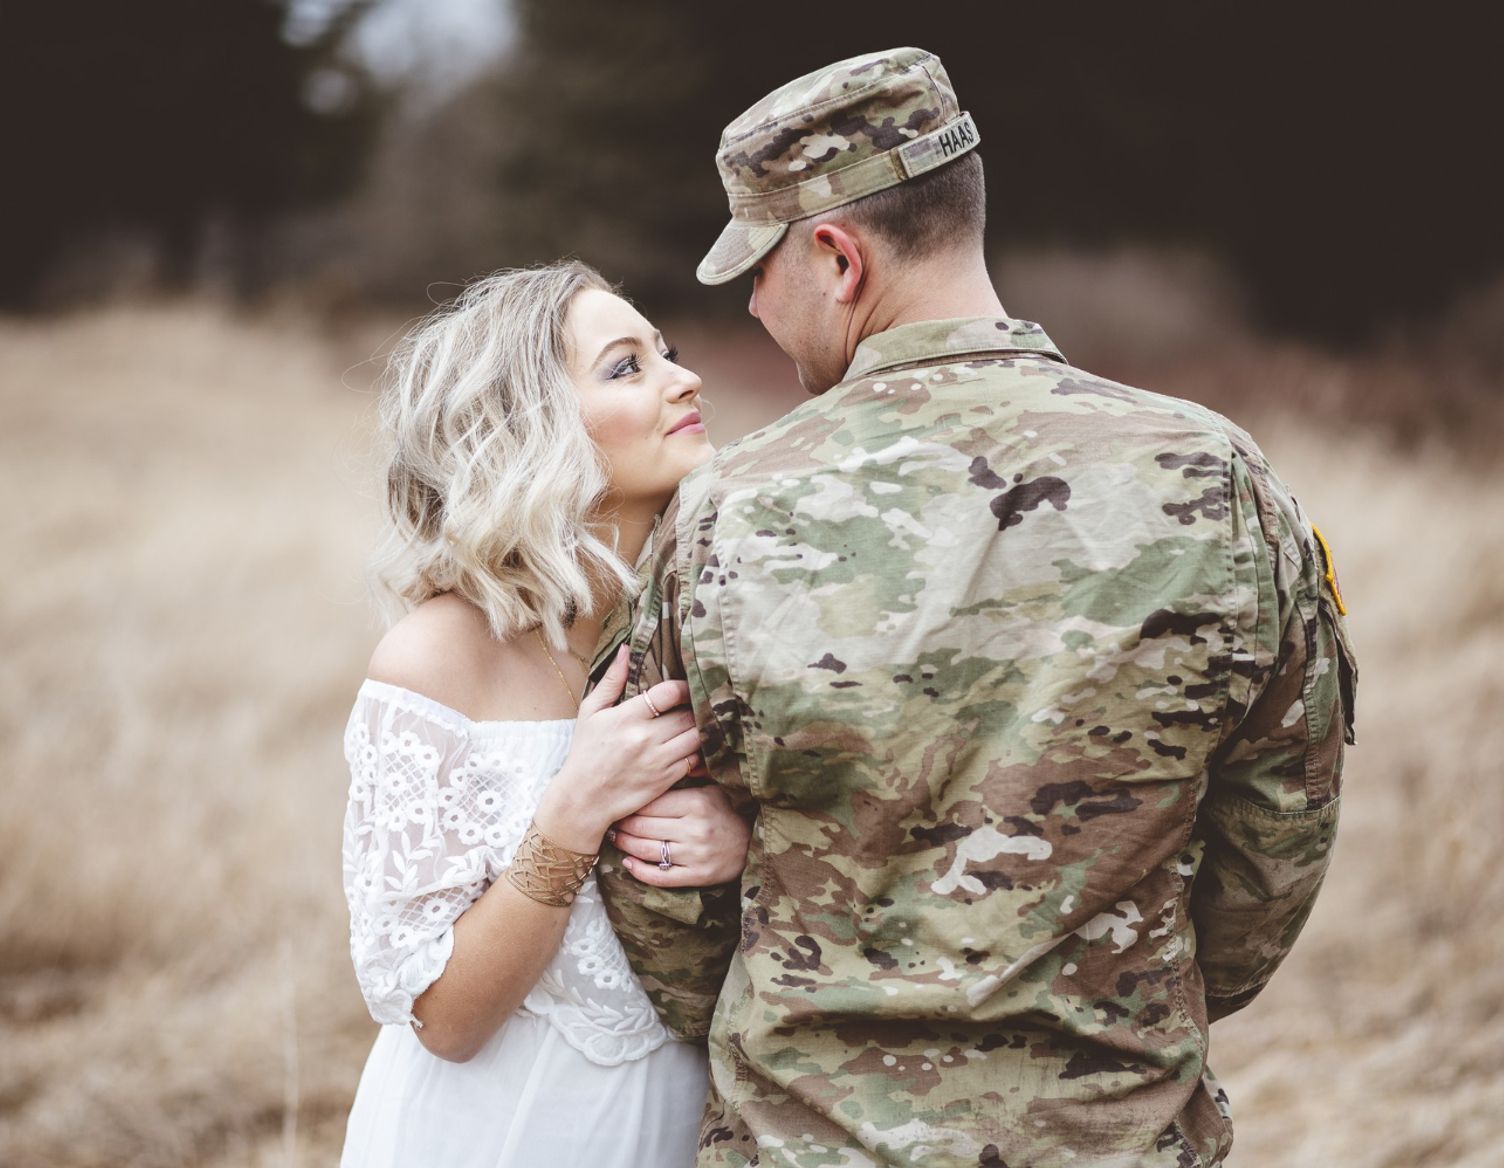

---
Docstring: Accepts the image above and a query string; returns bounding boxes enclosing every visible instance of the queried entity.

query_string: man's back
[597,316,1354,1168]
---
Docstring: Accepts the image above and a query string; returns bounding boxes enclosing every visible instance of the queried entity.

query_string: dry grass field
[2,300,1501,1167]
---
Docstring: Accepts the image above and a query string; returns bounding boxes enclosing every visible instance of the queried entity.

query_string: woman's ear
[810,223,865,304]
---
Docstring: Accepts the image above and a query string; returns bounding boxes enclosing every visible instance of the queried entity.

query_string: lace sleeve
[340,685,539,1026]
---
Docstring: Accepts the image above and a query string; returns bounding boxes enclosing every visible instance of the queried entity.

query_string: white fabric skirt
[340,1010,708,1168]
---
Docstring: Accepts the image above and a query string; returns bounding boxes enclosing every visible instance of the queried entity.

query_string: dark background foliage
[1,1,1498,345]
[2,1,383,305]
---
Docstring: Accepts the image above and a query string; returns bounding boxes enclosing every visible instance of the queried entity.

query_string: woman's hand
[534,646,701,853]
[609,782,752,888]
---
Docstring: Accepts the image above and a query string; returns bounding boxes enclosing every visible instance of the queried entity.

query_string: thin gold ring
[642,691,663,718]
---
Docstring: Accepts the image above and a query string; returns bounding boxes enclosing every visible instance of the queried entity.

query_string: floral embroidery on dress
[341,680,671,1066]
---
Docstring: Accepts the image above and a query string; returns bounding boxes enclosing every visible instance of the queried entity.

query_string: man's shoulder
[690,352,1255,504]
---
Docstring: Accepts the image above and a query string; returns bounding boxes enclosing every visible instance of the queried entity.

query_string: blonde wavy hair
[371,261,638,648]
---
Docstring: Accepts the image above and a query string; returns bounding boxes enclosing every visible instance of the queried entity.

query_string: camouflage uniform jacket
[592,317,1358,1168]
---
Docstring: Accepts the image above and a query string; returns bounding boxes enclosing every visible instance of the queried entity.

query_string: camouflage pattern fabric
[698,47,979,285]
[592,316,1357,1168]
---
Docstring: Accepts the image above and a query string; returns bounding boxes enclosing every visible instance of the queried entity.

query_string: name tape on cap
[897,112,980,179]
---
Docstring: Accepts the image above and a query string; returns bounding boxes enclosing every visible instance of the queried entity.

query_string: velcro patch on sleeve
[1311,524,1348,615]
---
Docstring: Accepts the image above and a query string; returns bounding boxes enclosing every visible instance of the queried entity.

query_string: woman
[339,261,748,1167]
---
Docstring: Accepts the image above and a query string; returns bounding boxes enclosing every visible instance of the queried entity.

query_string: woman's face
[566,288,712,513]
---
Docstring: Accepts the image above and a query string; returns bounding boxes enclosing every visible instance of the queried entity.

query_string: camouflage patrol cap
[697,47,979,286]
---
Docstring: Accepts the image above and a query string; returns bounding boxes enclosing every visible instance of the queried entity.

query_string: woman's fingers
[614,787,723,840]
[659,725,703,764]
[645,711,697,743]
[615,779,750,886]
[613,829,699,868]
[579,645,629,715]
[613,795,733,870]
[619,851,714,889]
[641,679,691,716]
[625,785,708,820]
[611,813,681,840]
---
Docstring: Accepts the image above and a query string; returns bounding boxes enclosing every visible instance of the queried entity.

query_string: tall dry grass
[1,298,1501,1166]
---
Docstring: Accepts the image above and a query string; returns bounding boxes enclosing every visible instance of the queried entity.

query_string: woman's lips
[667,412,704,436]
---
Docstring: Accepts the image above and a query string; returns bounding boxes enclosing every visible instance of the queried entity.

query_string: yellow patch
[1311,525,1348,615]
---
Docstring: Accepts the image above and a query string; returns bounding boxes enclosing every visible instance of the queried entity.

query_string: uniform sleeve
[1190,445,1358,1021]
[340,690,526,1026]
[594,490,745,1041]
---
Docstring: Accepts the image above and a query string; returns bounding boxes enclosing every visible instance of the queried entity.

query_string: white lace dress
[339,680,707,1168]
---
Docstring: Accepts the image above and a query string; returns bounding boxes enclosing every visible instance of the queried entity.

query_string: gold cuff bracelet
[506,823,598,907]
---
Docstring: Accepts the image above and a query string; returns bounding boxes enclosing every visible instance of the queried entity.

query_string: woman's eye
[609,354,641,379]
[662,346,680,364]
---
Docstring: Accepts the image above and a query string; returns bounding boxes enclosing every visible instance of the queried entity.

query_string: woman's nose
[671,365,703,399]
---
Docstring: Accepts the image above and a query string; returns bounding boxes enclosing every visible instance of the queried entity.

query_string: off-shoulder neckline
[355,678,576,734]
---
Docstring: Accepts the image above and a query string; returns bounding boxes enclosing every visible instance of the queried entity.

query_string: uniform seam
[677,494,761,1068]
[1169,432,1238,1089]
[1212,441,1239,739]
[1296,577,1326,806]
[714,532,765,796]
[852,347,1064,380]
[915,58,953,120]
[1205,790,1341,823]
[1166,757,1204,1073]
[701,491,770,802]
[1217,451,1264,748]
[683,487,764,961]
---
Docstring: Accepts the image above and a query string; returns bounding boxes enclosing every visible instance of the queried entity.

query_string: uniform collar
[587,509,665,682]
[844,316,1065,382]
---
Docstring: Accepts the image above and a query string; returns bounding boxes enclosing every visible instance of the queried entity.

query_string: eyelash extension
[610,347,680,379]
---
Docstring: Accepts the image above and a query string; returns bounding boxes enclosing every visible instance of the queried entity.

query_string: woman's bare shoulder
[365,595,529,720]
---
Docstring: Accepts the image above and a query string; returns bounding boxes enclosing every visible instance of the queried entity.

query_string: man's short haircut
[839,152,987,261]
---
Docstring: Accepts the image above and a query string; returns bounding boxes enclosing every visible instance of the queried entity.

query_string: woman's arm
[417,779,754,1060]
[408,864,571,1061]
[410,647,700,1062]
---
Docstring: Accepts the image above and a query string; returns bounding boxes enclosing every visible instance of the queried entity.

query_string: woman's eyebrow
[590,331,664,367]
[591,336,637,366]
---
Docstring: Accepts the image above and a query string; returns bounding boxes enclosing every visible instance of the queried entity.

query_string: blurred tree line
[2,1,1498,346]
[2,0,383,307]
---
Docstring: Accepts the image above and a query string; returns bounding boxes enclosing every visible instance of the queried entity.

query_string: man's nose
[747,284,759,319]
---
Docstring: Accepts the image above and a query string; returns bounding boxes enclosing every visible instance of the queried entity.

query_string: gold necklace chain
[533,629,581,706]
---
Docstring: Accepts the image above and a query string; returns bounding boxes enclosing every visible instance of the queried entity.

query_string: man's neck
[847,248,1007,358]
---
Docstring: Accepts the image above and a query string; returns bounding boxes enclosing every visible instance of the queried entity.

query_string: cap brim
[696,219,788,286]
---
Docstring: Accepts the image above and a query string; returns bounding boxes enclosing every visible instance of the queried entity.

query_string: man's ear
[810,222,865,305]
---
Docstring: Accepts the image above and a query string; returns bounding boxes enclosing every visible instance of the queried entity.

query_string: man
[593,46,1357,1168]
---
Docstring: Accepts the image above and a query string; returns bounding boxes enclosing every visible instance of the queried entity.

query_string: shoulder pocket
[1320,592,1358,747]
[1310,525,1357,748]
[1301,583,1357,806]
